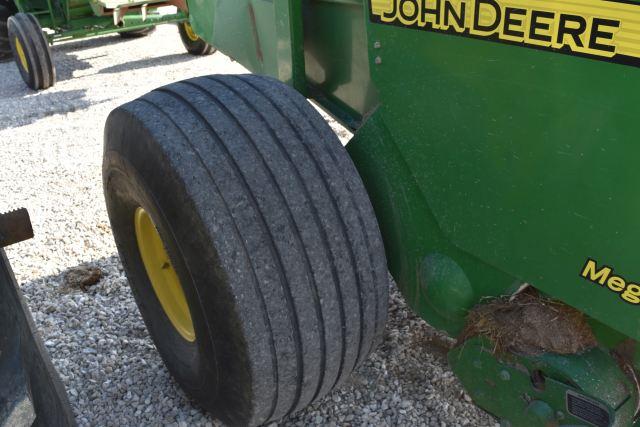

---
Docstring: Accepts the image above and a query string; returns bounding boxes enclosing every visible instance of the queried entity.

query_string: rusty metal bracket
[0,209,33,248]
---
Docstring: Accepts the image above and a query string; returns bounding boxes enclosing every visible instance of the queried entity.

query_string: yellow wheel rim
[14,37,29,73]
[183,22,199,42]
[134,207,196,342]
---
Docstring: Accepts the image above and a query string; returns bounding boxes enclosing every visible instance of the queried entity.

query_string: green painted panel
[450,338,637,426]
[303,0,377,124]
[348,111,517,334]
[185,0,640,343]
[190,0,299,85]
[361,2,640,340]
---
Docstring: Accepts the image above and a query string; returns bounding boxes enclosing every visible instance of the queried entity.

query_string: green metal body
[188,0,640,424]
[450,338,638,426]
[13,0,185,43]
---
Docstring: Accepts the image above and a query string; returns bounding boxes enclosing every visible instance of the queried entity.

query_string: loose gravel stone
[0,25,496,426]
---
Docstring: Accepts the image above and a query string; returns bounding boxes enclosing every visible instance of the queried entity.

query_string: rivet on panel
[499,370,511,381]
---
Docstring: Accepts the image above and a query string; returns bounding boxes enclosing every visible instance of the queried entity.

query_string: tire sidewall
[104,146,223,408]
[7,15,35,88]
[104,101,269,423]
[7,13,55,89]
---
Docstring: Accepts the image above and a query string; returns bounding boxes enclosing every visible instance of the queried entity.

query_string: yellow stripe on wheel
[134,207,196,342]
[15,37,28,73]
[183,22,199,42]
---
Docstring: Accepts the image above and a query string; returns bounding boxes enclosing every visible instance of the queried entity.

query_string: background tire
[118,26,155,39]
[0,0,16,13]
[0,3,13,62]
[178,21,215,55]
[103,74,388,426]
[8,13,55,90]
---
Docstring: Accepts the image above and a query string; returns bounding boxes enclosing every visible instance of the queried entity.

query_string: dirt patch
[61,265,103,292]
[459,288,597,355]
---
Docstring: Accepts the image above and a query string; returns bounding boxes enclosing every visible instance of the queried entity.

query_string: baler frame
[11,0,187,43]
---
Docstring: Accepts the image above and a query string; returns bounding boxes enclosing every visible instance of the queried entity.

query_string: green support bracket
[449,337,638,427]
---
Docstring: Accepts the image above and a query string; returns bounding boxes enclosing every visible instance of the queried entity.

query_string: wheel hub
[14,37,28,72]
[183,22,199,42]
[134,207,195,342]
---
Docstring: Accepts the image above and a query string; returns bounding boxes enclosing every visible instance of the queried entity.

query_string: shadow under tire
[178,21,214,55]
[118,26,155,38]
[103,74,388,426]
[7,13,55,90]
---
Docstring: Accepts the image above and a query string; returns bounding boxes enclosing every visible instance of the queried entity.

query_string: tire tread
[105,74,388,426]
[242,76,380,372]
[285,91,388,358]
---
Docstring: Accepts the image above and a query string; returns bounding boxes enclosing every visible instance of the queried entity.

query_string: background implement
[0,0,213,90]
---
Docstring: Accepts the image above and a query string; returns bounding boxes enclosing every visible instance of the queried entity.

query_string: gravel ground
[0,25,497,426]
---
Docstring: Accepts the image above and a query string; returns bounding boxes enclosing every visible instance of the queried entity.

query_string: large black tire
[103,74,388,426]
[7,13,55,90]
[178,21,215,55]
[0,4,12,62]
[118,26,155,39]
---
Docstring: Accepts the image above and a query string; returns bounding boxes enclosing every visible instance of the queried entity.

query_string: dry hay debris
[459,288,597,356]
